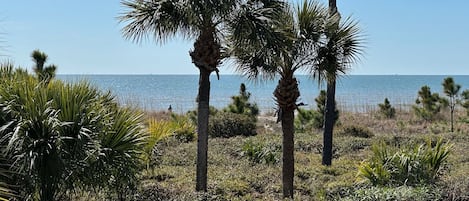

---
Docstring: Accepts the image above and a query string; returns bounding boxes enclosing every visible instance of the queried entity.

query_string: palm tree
[309,2,364,166]
[31,50,57,84]
[230,1,325,197]
[119,0,285,191]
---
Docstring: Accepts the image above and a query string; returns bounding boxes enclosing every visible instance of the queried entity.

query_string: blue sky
[1,0,468,75]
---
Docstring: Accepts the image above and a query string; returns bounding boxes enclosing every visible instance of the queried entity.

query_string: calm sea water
[57,75,469,113]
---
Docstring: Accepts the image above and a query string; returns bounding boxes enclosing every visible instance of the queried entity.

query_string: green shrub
[187,106,219,124]
[295,90,340,132]
[335,185,442,201]
[241,140,279,164]
[413,85,447,121]
[295,108,323,131]
[145,119,174,166]
[378,98,396,118]
[145,114,196,167]
[315,90,339,128]
[170,113,196,143]
[358,138,451,186]
[336,125,374,138]
[460,89,469,116]
[209,112,256,138]
[0,66,146,200]
[223,83,259,120]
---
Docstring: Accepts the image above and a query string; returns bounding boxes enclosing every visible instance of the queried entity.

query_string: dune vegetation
[131,84,468,201]
[1,0,469,200]
[1,56,469,201]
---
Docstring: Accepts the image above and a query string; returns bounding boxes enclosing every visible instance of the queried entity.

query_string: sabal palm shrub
[145,114,195,167]
[358,138,451,186]
[170,113,196,143]
[0,65,146,200]
[0,150,16,201]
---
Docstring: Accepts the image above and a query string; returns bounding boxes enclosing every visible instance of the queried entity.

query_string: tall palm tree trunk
[196,68,211,191]
[274,75,299,198]
[281,108,295,198]
[322,0,340,167]
[191,26,220,192]
[322,80,336,166]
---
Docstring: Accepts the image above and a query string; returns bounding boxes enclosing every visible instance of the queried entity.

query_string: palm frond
[308,12,365,83]
[119,0,194,44]
[292,0,326,73]
[0,67,147,199]
[336,16,365,68]
[296,0,325,43]
[187,0,239,26]
[228,0,291,80]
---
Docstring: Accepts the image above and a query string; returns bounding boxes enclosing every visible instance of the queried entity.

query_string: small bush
[209,112,256,138]
[358,138,452,186]
[223,83,259,120]
[336,125,374,138]
[170,114,196,143]
[315,90,339,128]
[186,106,219,124]
[378,98,396,119]
[241,140,279,164]
[413,85,447,121]
[295,108,323,131]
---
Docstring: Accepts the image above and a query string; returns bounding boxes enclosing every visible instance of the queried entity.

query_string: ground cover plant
[0,64,147,201]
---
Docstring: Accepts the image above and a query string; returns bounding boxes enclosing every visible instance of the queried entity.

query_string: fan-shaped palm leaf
[309,14,365,83]
[0,65,147,200]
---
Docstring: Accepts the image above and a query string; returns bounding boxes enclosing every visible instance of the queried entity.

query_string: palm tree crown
[310,14,364,83]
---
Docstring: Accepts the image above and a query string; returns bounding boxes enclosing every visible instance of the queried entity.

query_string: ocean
[57,75,469,113]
